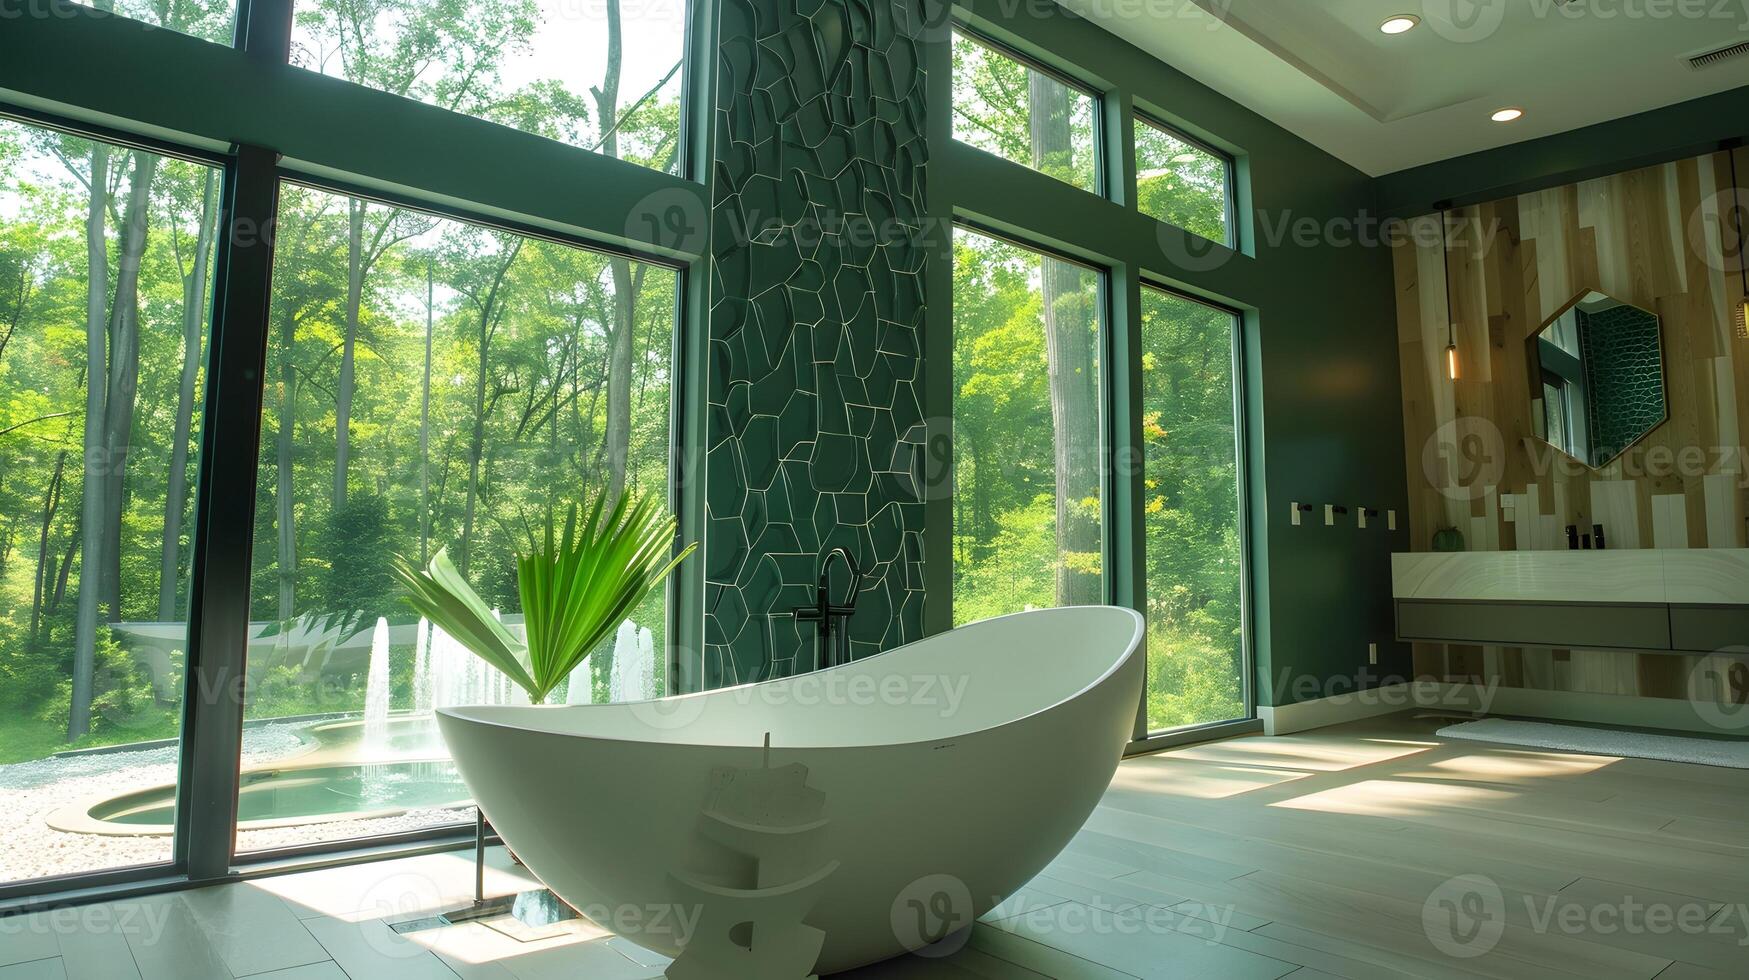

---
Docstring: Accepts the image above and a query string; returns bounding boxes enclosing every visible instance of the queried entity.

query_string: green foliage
[1135,124,1231,244]
[33,627,174,745]
[951,32,1097,191]
[322,494,398,617]
[0,614,56,712]
[394,491,694,703]
[1146,623,1244,731]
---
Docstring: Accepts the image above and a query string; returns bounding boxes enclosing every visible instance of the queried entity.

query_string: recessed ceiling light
[1379,14,1419,34]
[1491,107,1525,122]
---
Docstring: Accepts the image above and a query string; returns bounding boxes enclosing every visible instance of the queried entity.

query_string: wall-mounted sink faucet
[791,547,862,670]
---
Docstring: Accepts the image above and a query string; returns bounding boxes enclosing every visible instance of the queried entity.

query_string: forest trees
[0,0,685,767]
[0,129,222,743]
[950,32,1245,729]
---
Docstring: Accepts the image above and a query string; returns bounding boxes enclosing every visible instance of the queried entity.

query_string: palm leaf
[395,490,695,704]
[391,547,537,694]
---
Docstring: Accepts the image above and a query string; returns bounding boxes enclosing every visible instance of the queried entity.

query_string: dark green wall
[698,0,930,688]
[1375,85,1749,215]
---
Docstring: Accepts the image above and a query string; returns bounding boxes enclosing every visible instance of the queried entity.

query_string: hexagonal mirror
[1526,290,1667,469]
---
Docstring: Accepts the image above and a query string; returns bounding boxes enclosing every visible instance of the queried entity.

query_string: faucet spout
[790,548,863,671]
[820,546,862,614]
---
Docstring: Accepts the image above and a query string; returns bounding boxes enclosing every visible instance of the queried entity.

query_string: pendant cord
[1730,147,1748,338]
[1440,209,1456,350]
[1731,146,1747,294]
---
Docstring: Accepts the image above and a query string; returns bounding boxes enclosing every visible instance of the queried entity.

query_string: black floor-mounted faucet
[791,547,862,670]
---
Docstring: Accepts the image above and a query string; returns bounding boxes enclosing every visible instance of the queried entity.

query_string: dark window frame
[949,218,1119,611]
[1134,279,1254,734]
[1134,113,1238,249]
[949,24,1109,200]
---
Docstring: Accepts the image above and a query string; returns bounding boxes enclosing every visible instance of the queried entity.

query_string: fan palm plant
[392,490,696,704]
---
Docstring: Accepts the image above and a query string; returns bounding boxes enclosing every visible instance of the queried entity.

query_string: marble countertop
[1391,550,1749,605]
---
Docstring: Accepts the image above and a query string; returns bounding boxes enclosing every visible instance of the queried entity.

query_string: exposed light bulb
[1446,342,1460,380]
[1737,297,1748,339]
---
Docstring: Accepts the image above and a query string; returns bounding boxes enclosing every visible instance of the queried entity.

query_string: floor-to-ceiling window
[0,0,702,895]
[236,183,677,853]
[0,118,222,884]
[943,13,1252,742]
[951,227,1105,623]
[1139,287,1246,731]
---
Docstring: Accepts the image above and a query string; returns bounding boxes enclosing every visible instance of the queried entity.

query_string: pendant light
[1439,206,1459,379]
[1729,145,1749,339]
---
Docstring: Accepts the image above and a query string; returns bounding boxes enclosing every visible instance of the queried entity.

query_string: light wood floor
[3,711,1745,979]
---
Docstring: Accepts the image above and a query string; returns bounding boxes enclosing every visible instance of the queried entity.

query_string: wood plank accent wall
[1392,147,1749,711]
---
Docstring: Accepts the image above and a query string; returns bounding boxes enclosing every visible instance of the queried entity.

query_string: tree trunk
[29,451,67,649]
[967,435,993,557]
[159,168,217,621]
[71,139,112,740]
[334,200,366,510]
[593,0,636,511]
[1029,74,1100,607]
[99,150,160,625]
[52,531,75,614]
[0,251,28,362]
[277,309,298,622]
[604,259,635,509]
[459,241,522,577]
[419,261,433,564]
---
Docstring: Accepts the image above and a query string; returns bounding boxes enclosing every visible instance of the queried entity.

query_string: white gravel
[0,724,473,884]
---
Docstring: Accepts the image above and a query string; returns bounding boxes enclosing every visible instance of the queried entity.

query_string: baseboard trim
[1436,683,1737,735]
[1259,680,1738,737]
[1259,681,1452,735]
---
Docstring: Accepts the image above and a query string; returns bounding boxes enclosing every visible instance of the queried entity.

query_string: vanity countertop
[1391,550,1749,605]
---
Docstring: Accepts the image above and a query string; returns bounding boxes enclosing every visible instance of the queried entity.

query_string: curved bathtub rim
[436,604,1145,752]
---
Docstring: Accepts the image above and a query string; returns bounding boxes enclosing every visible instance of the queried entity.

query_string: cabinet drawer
[1396,600,1671,651]
[1670,605,1749,653]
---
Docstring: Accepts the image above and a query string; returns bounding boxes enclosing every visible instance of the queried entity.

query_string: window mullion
[1110,90,1137,209]
[238,0,294,62]
[1108,264,1147,742]
[178,145,282,881]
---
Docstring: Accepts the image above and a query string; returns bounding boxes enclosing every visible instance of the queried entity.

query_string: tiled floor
[5,711,1746,979]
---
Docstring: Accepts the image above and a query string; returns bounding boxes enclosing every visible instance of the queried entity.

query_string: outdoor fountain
[361,617,393,759]
[413,617,433,712]
[355,614,658,761]
[60,615,662,838]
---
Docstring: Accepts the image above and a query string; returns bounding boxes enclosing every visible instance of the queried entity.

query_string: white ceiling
[1060,0,1749,175]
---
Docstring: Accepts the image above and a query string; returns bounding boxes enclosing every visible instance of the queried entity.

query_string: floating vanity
[1391,550,1749,654]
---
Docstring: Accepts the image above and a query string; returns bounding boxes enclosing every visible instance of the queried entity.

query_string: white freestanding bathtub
[437,605,1145,977]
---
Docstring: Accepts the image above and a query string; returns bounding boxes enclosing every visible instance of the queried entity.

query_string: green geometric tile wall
[700,0,931,689]
[1578,304,1667,462]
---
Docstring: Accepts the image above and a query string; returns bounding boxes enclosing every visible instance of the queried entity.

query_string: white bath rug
[1437,718,1749,769]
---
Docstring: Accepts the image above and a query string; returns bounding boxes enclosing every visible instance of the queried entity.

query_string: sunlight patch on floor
[1160,734,1433,772]
[1268,778,1509,819]
[1113,757,1311,799]
[1408,751,1615,781]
